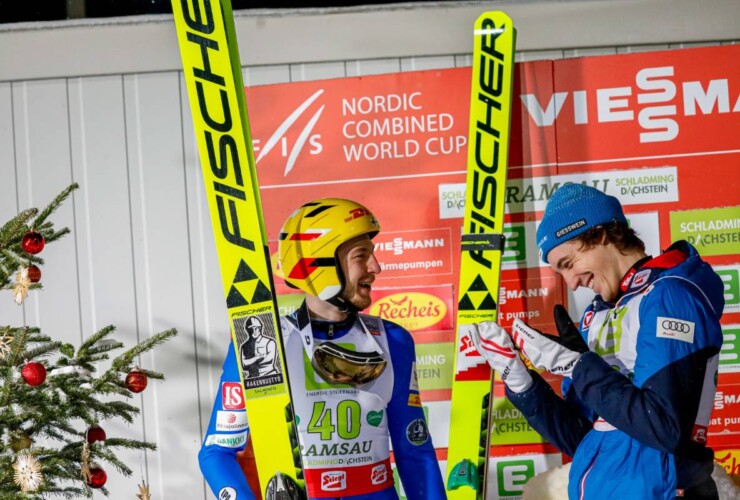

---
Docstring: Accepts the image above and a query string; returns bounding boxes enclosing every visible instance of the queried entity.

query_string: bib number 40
[307,400,362,440]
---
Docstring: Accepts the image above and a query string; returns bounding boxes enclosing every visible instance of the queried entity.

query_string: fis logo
[253,90,325,176]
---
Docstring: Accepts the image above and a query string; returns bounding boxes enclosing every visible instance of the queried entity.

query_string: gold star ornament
[13,268,31,305]
[13,453,44,493]
[137,480,152,500]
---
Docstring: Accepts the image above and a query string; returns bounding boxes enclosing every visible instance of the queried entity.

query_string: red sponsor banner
[251,44,740,462]
[498,271,563,330]
[369,285,453,333]
[708,383,740,448]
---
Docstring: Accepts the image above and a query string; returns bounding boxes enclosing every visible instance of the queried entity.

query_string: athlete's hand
[552,305,589,354]
[462,322,533,393]
[510,318,583,378]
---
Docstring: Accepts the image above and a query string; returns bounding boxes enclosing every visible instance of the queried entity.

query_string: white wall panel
[11,80,82,346]
[245,65,292,86]
[400,54,457,72]
[67,75,136,336]
[346,58,403,77]
[290,61,347,82]
[0,82,24,327]
[176,70,232,458]
[122,71,203,498]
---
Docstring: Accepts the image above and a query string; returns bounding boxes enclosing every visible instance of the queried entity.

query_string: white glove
[463,322,533,393]
[510,319,583,377]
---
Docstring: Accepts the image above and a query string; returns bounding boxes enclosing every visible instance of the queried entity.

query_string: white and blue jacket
[507,241,724,499]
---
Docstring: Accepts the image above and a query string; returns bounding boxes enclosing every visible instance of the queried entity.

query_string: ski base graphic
[446,11,517,500]
[171,0,305,497]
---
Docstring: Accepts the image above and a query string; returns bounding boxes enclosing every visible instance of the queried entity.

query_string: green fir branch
[31,184,79,229]
[22,341,63,364]
[77,325,117,358]
[0,208,38,247]
[95,328,177,391]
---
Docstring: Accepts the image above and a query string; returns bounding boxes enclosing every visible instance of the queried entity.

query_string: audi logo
[662,320,690,333]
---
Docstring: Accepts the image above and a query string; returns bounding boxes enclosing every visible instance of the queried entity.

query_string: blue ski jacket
[507,241,724,499]
[199,309,445,500]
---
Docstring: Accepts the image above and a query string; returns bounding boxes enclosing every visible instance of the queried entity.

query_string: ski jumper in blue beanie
[536,184,627,264]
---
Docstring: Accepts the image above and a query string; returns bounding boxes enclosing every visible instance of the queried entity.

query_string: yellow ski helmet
[278,198,380,301]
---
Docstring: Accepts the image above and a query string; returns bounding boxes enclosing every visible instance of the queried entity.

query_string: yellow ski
[446,11,517,499]
[171,0,305,497]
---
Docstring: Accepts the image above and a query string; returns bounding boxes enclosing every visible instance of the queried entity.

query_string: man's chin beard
[344,294,371,311]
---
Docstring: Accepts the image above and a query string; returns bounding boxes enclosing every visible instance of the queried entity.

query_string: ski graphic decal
[171,0,305,496]
[446,11,517,500]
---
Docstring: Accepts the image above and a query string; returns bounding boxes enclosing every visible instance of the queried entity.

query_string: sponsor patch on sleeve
[218,487,237,500]
[409,362,420,392]
[407,393,422,407]
[215,410,249,432]
[221,382,245,410]
[205,432,247,448]
[406,418,430,446]
[656,316,695,343]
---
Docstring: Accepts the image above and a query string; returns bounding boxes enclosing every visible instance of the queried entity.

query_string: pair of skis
[171,1,516,498]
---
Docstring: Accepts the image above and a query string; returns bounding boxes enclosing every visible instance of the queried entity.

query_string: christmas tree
[0,183,176,498]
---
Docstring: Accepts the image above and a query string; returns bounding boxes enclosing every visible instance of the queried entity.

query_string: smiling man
[199,198,445,500]
[465,184,724,499]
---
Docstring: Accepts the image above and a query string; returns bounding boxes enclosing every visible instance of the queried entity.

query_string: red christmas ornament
[21,231,45,255]
[125,368,148,393]
[21,362,47,386]
[26,265,41,283]
[86,465,107,489]
[85,424,106,444]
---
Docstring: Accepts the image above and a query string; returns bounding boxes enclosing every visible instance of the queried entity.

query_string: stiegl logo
[321,471,347,491]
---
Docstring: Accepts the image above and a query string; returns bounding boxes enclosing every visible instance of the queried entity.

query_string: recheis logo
[369,292,447,332]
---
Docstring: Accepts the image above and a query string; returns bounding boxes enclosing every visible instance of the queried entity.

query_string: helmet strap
[327,294,362,314]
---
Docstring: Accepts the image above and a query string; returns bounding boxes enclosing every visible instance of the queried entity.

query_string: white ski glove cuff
[510,319,582,378]
[464,322,533,393]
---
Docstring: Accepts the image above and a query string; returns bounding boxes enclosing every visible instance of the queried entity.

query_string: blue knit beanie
[536,184,626,264]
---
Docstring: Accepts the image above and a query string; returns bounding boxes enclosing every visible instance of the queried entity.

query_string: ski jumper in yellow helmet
[278,198,380,309]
